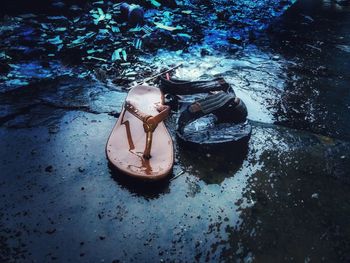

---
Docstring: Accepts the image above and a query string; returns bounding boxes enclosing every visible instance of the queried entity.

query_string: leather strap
[189,91,234,114]
[125,101,170,159]
[177,91,238,133]
[160,77,230,95]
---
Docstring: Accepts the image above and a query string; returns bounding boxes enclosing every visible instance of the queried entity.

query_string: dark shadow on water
[176,139,249,184]
[108,163,171,200]
[266,0,350,140]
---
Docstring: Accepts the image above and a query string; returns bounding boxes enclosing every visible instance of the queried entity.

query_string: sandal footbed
[106,85,174,180]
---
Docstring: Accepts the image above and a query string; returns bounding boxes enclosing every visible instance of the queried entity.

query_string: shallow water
[1,0,350,262]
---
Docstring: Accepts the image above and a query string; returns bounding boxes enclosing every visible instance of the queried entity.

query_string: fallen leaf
[177,33,191,40]
[150,0,161,7]
[111,26,120,33]
[154,22,183,31]
[48,36,63,45]
[121,49,127,61]
[111,48,122,61]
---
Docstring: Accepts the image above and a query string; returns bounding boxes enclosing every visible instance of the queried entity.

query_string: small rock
[200,48,210,56]
[336,0,350,7]
[52,1,65,8]
[78,167,85,172]
[45,165,53,173]
[120,3,144,26]
[311,193,319,199]
[217,10,230,21]
[108,111,119,118]
[317,65,327,72]
[228,35,243,45]
[46,228,56,234]
[48,125,60,134]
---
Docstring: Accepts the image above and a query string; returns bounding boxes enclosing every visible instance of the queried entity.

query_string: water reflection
[269,0,350,139]
[177,140,249,184]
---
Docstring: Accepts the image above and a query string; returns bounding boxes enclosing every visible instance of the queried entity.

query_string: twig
[170,170,185,181]
[305,44,322,52]
[86,56,108,62]
[137,63,183,85]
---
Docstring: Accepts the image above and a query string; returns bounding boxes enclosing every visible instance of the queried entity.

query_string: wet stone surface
[1,0,350,262]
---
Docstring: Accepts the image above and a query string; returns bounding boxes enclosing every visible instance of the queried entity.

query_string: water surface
[1,0,350,262]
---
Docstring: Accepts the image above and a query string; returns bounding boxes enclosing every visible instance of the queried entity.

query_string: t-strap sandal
[177,91,252,146]
[106,85,174,180]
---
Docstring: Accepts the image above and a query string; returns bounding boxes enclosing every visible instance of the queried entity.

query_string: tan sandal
[106,85,174,180]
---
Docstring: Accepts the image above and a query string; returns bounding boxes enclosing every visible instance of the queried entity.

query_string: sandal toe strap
[125,101,170,159]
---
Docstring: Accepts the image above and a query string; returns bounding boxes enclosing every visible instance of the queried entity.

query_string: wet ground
[1,0,350,262]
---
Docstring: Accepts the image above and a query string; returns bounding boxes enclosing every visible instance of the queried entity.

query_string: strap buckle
[143,120,157,133]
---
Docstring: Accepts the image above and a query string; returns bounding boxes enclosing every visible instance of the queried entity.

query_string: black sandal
[177,91,251,146]
[160,76,231,95]
[159,77,251,146]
